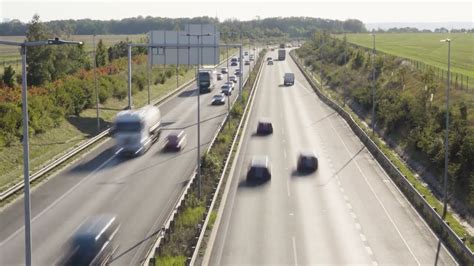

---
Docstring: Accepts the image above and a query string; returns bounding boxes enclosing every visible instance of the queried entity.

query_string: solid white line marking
[355,223,362,231]
[360,233,367,242]
[327,117,421,265]
[0,148,121,247]
[292,236,298,266]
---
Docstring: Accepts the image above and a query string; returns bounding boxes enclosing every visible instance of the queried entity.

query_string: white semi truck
[112,105,161,156]
[198,68,217,93]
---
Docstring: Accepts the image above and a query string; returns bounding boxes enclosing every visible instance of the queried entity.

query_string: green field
[342,33,474,80]
[0,34,146,64]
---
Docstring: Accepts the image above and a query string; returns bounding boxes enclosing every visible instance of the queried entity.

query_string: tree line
[0,16,366,37]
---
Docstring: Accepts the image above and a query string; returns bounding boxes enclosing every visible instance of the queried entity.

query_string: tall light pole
[320,32,324,88]
[0,38,83,266]
[371,33,376,134]
[343,33,347,107]
[92,35,100,131]
[186,33,211,199]
[127,44,132,109]
[440,38,451,219]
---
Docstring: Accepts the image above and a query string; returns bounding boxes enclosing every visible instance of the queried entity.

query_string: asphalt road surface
[206,49,457,265]
[0,50,258,265]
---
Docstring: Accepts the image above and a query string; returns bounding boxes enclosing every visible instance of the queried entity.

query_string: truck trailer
[198,68,217,93]
[278,49,286,61]
[112,105,161,156]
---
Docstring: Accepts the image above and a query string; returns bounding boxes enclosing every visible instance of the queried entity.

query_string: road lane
[0,50,259,265]
[207,49,456,265]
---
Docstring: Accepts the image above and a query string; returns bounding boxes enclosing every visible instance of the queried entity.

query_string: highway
[0,50,258,265]
[205,49,457,265]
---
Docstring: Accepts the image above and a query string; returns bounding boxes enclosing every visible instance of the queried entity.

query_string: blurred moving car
[224,81,235,91]
[211,93,226,105]
[229,75,237,83]
[221,84,232,96]
[230,61,238,66]
[256,118,273,135]
[61,215,119,266]
[247,156,271,182]
[217,73,223,80]
[164,131,187,151]
[244,60,250,65]
[267,60,274,65]
[266,57,272,61]
[235,69,242,76]
[297,151,318,173]
[221,67,228,74]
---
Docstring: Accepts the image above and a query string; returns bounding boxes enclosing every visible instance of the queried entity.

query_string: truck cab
[198,68,217,93]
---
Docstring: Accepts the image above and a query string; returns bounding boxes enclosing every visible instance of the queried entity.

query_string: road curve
[206,49,456,265]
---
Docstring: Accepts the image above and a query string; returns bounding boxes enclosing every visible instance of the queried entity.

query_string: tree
[26,14,54,86]
[95,39,107,67]
[2,65,15,87]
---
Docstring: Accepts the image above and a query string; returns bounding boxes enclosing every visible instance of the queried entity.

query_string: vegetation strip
[291,49,473,263]
[147,50,266,266]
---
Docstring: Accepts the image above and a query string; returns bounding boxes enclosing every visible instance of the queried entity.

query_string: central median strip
[144,49,266,266]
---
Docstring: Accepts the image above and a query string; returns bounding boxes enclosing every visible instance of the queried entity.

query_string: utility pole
[440,38,451,219]
[186,33,211,199]
[0,38,83,266]
[93,35,100,131]
[371,33,376,134]
[127,44,132,109]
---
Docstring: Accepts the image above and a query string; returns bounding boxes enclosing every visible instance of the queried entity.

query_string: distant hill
[366,22,473,31]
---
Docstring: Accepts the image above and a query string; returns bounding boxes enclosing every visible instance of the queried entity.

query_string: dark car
[221,84,232,96]
[231,61,238,66]
[267,60,274,65]
[297,151,318,173]
[266,57,272,61]
[244,60,250,65]
[164,131,187,151]
[256,118,273,135]
[211,93,226,105]
[61,215,119,266]
[234,69,242,76]
[247,156,271,182]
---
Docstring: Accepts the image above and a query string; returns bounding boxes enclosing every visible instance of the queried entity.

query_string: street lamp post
[0,38,83,266]
[92,35,100,131]
[440,38,451,219]
[186,33,211,199]
[371,33,376,134]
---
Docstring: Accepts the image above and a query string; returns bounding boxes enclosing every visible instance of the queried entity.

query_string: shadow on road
[305,111,337,127]
[238,178,270,188]
[69,146,117,173]
[178,88,197,98]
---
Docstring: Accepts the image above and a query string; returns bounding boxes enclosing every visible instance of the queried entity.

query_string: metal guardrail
[0,53,237,203]
[290,50,473,264]
[143,51,263,266]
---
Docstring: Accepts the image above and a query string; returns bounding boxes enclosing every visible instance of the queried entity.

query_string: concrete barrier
[290,50,473,264]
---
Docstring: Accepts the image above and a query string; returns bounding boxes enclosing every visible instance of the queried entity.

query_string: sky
[0,0,473,25]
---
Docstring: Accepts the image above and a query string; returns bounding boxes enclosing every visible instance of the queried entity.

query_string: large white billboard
[150,24,220,65]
